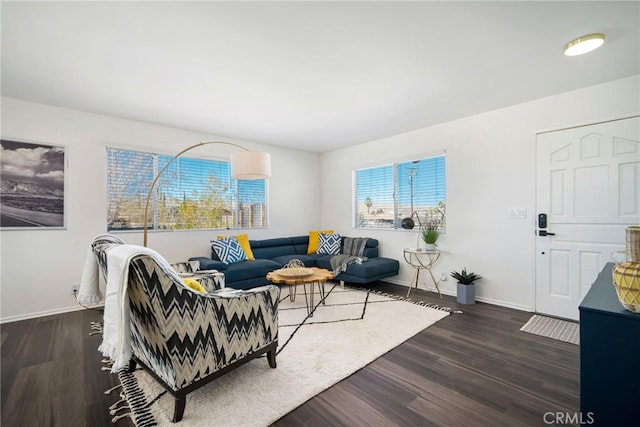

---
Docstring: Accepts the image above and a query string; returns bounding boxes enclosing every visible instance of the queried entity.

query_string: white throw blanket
[103,245,174,372]
[77,246,103,305]
[79,241,171,372]
[77,233,126,305]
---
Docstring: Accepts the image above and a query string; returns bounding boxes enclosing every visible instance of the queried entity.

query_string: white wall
[2,75,638,321]
[0,98,321,322]
[320,75,640,311]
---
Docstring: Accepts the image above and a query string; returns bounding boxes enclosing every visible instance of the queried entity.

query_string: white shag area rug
[117,284,451,426]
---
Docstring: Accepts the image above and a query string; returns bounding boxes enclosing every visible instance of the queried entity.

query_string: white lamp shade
[230,151,271,180]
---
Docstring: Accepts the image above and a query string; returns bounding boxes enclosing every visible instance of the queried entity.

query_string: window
[354,155,445,229]
[106,147,267,232]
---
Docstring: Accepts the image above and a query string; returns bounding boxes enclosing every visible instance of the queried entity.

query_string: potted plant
[451,268,482,304]
[421,222,439,250]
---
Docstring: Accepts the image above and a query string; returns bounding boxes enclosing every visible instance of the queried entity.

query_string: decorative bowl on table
[275,267,314,278]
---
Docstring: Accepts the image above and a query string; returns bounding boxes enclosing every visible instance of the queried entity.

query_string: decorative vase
[457,282,476,304]
[612,226,640,313]
[626,226,640,263]
[612,262,640,313]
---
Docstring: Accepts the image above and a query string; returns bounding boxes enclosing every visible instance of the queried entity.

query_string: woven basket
[626,226,640,262]
[612,262,640,313]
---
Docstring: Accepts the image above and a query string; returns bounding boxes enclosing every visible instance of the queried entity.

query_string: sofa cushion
[251,237,298,259]
[291,235,309,254]
[211,237,247,264]
[271,254,319,267]
[251,237,294,248]
[222,259,281,283]
[316,257,399,281]
[290,236,306,244]
[317,233,341,255]
[362,247,379,258]
[190,257,227,272]
[363,238,379,248]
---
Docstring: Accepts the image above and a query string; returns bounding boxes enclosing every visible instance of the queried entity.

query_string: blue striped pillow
[317,233,341,255]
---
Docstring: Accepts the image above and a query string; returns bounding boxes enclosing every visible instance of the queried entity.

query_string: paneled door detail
[535,116,640,320]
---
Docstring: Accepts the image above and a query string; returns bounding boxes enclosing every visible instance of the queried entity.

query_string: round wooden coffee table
[266,267,333,317]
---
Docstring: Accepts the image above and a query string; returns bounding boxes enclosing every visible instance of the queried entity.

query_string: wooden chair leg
[267,349,277,369]
[172,394,186,422]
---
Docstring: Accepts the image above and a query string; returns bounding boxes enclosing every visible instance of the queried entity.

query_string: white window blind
[106,147,267,231]
[354,155,446,229]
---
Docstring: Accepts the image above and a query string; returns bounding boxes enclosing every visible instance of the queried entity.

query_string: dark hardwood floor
[1,283,579,427]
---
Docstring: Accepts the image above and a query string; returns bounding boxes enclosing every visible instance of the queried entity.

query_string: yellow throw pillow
[217,233,255,260]
[183,278,207,293]
[308,229,334,254]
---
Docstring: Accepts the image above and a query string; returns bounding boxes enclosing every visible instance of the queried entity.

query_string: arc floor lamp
[400,211,424,249]
[143,141,271,247]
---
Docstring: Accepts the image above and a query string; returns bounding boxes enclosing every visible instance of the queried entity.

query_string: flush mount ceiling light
[564,33,605,56]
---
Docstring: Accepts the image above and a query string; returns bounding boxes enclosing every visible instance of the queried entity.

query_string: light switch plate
[509,208,527,219]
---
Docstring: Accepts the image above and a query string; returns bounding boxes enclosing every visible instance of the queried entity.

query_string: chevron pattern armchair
[91,236,279,422]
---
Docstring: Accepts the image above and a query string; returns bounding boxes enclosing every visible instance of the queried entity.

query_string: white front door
[535,116,640,320]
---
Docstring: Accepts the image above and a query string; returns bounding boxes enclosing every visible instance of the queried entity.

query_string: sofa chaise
[189,234,400,290]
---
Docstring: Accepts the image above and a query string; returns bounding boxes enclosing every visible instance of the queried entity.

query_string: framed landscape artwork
[0,139,66,229]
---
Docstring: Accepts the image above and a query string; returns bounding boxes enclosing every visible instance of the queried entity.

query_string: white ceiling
[2,1,638,153]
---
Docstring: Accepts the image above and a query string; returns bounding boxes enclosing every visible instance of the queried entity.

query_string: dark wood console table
[579,262,640,425]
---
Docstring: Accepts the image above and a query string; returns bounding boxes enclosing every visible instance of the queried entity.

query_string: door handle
[538,230,555,236]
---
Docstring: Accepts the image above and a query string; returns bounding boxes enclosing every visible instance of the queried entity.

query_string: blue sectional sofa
[190,235,400,290]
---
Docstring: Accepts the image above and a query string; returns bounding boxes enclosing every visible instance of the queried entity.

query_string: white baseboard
[472,295,533,313]
[380,278,533,313]
[0,303,104,324]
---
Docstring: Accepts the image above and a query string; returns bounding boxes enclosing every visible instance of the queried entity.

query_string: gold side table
[403,248,442,298]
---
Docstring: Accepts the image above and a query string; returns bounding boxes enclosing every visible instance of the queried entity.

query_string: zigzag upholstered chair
[91,235,279,422]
